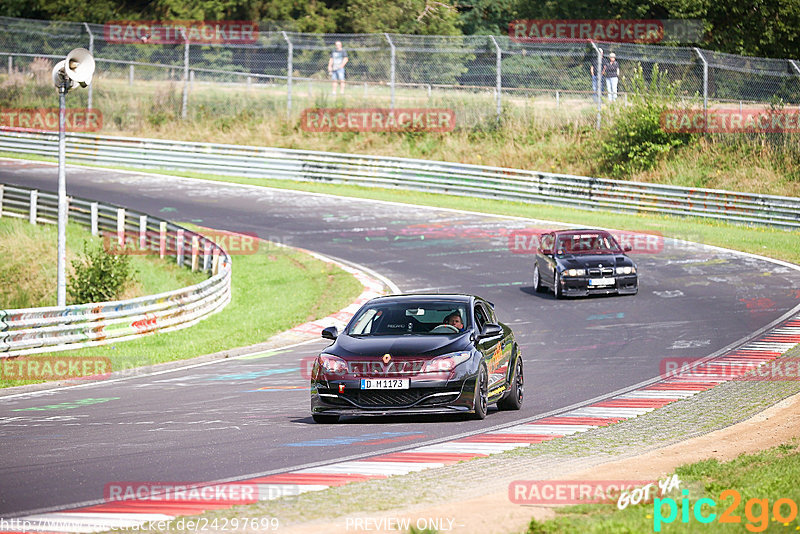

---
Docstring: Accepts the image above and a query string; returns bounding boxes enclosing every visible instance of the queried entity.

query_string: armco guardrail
[0,182,232,357]
[1,130,799,229]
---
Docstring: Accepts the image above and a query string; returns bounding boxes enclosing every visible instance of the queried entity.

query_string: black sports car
[532,229,638,298]
[310,294,523,423]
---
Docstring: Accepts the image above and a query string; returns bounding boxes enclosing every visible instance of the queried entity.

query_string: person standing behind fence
[328,41,349,96]
[603,52,619,102]
[590,48,603,103]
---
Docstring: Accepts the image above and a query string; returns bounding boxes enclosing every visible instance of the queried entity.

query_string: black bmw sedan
[532,229,638,298]
[310,294,523,423]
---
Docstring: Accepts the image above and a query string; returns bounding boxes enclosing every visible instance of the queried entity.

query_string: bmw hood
[558,254,632,268]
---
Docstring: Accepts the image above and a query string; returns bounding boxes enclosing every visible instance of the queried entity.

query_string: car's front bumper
[559,274,638,297]
[311,376,477,416]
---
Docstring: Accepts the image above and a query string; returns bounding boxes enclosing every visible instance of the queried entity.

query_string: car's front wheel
[553,271,562,299]
[471,363,488,420]
[312,413,339,424]
[497,354,523,411]
[533,264,545,293]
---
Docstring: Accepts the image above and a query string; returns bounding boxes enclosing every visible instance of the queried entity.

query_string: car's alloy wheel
[553,271,562,299]
[497,355,523,411]
[312,413,339,424]
[533,264,544,293]
[472,364,488,420]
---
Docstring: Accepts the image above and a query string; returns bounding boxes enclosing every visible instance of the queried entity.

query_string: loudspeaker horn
[65,47,95,87]
[51,60,72,90]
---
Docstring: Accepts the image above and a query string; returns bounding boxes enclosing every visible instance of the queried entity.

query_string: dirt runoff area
[278,389,800,534]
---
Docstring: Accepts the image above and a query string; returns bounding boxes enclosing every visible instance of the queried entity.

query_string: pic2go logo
[654,489,800,532]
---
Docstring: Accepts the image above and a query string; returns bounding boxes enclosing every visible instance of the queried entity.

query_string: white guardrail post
[0,131,798,230]
[0,181,232,357]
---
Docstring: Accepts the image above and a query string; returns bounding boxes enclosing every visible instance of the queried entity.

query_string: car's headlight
[317,353,347,375]
[563,268,586,277]
[615,266,636,275]
[423,351,472,373]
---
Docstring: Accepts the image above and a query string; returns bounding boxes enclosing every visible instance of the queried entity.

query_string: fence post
[116,208,125,246]
[203,241,212,272]
[191,235,199,271]
[83,23,94,111]
[790,60,800,77]
[590,41,603,130]
[282,31,293,119]
[556,90,560,107]
[159,221,167,259]
[385,33,396,110]
[90,202,98,235]
[139,214,147,250]
[29,190,37,225]
[489,35,502,121]
[212,247,220,275]
[177,229,185,266]
[129,64,134,86]
[0,184,3,218]
[8,55,12,74]
[694,47,708,128]
[190,70,195,90]
[181,39,190,119]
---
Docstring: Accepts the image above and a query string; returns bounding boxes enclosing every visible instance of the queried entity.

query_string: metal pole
[83,23,94,111]
[129,64,134,86]
[385,33,396,110]
[590,41,602,130]
[282,32,293,119]
[181,38,190,119]
[694,47,708,129]
[7,56,11,74]
[489,35,502,121]
[790,60,800,77]
[57,82,67,306]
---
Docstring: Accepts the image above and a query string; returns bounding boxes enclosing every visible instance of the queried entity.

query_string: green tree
[346,0,461,35]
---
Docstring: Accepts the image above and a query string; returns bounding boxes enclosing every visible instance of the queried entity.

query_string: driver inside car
[443,311,464,331]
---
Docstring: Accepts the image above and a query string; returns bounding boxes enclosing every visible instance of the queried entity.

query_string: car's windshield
[556,232,621,255]
[347,302,469,336]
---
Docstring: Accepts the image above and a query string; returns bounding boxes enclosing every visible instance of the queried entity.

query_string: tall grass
[2,70,799,197]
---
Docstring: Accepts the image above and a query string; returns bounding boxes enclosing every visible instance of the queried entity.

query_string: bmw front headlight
[615,266,636,275]
[563,268,586,277]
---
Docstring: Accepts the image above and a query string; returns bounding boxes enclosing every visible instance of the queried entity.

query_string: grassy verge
[0,220,363,389]
[2,73,800,197]
[0,216,204,309]
[3,153,797,267]
[526,440,800,533]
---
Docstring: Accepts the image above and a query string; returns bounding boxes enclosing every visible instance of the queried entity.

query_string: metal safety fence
[1,16,800,129]
[1,130,798,229]
[0,181,232,356]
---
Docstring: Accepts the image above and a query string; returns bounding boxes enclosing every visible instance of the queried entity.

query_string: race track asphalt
[2,159,799,516]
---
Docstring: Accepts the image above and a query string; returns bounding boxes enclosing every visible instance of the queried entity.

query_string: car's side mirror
[478,323,503,340]
[623,244,632,252]
[321,326,338,340]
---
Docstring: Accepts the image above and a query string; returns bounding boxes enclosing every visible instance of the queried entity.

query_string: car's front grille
[588,267,614,277]
[339,388,459,407]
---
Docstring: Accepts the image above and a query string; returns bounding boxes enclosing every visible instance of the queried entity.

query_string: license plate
[360,378,409,389]
[589,278,615,286]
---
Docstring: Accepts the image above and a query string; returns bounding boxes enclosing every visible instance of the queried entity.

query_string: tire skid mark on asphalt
[6,320,800,532]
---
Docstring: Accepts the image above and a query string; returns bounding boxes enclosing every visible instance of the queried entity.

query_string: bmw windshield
[555,232,622,255]
[347,301,469,336]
